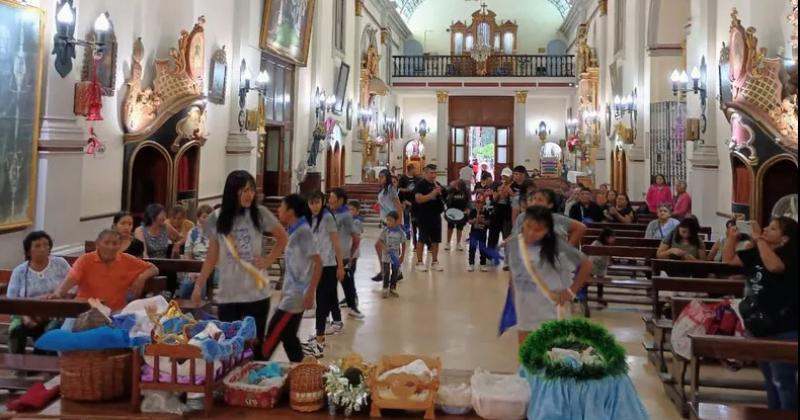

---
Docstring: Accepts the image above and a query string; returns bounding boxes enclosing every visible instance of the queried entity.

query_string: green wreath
[519,318,628,380]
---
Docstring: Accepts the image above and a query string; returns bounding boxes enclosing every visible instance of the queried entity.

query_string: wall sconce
[417,119,428,140]
[670,55,708,133]
[565,118,579,137]
[610,88,638,140]
[53,0,111,77]
[383,116,397,138]
[536,120,550,141]
[237,59,269,132]
[315,87,336,121]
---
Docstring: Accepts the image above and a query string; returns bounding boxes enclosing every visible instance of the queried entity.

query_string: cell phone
[736,220,752,236]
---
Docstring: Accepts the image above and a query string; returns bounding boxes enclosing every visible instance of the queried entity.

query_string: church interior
[0,0,797,418]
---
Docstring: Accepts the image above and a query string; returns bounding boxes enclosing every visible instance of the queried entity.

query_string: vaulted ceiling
[395,0,574,21]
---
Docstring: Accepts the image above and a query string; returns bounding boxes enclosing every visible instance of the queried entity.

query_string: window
[497,128,509,164]
[614,0,626,54]
[503,32,514,54]
[454,32,464,54]
[333,0,345,52]
[493,34,501,51]
[465,34,474,51]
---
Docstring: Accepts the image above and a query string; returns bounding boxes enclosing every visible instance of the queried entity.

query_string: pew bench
[581,236,715,249]
[688,335,797,413]
[652,260,745,279]
[587,222,713,239]
[690,402,796,420]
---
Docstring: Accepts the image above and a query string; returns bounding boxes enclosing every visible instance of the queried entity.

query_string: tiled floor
[277,226,684,420]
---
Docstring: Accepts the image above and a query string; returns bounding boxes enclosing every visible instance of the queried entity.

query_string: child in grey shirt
[376,211,407,298]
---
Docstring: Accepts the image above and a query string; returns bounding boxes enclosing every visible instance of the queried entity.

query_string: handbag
[516,235,572,320]
[738,295,779,338]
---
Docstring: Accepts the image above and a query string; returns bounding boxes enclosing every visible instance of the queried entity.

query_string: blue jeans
[759,330,798,410]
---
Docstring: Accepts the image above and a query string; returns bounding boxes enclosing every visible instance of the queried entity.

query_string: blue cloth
[521,368,649,420]
[498,282,517,336]
[470,233,503,265]
[247,362,284,384]
[35,326,131,352]
[184,316,257,361]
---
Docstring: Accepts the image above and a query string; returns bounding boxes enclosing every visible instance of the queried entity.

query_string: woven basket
[60,349,131,401]
[223,362,286,409]
[288,358,328,412]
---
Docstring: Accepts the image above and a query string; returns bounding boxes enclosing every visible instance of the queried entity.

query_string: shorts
[417,216,443,244]
[447,219,467,230]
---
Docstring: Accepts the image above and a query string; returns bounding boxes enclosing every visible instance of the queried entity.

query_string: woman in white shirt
[644,204,680,240]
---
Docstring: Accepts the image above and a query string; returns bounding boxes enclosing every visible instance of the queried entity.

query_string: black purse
[738,295,778,338]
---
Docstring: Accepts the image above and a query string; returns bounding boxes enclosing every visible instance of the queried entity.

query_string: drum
[445,208,465,223]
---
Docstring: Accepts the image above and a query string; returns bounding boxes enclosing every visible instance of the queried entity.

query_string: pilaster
[435,91,448,183]
[513,91,531,170]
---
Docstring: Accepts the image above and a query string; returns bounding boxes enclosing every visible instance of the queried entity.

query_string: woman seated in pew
[723,217,798,410]
[6,231,71,354]
[656,217,706,261]
[644,204,679,240]
[51,229,159,313]
[112,211,144,258]
[707,219,751,261]
[603,193,636,223]
[167,205,194,256]
[589,228,617,278]
[178,205,214,299]
[134,203,183,259]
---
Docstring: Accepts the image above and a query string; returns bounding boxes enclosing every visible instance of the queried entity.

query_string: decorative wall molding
[436,90,449,103]
[515,91,528,104]
[38,116,85,153]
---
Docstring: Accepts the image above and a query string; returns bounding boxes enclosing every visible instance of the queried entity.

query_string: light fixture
[565,118,579,137]
[536,120,550,141]
[417,119,428,139]
[238,59,270,132]
[314,88,337,121]
[670,55,708,133]
[53,0,111,78]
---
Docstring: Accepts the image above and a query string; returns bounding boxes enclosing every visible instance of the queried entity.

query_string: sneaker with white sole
[301,340,324,358]
[382,289,390,299]
[415,262,428,272]
[325,321,343,335]
[467,265,475,272]
[457,244,464,251]
[389,289,400,298]
[443,244,450,251]
[339,299,348,308]
[303,308,316,318]
[431,261,444,272]
[348,308,365,320]
[480,265,489,272]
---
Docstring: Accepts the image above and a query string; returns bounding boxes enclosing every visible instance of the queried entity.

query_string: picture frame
[333,62,349,115]
[259,0,316,66]
[208,46,227,105]
[80,11,117,96]
[0,0,45,232]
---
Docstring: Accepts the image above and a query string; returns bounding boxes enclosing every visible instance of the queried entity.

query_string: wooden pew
[652,260,745,278]
[588,222,712,237]
[581,236,715,249]
[689,335,797,413]
[586,228,647,237]
[0,269,11,295]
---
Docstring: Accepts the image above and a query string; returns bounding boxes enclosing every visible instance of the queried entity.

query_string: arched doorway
[128,142,172,218]
[325,124,345,189]
[758,158,798,226]
[175,143,201,216]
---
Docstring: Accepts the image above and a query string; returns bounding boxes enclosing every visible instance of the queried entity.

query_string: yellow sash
[221,235,268,289]
[516,235,570,320]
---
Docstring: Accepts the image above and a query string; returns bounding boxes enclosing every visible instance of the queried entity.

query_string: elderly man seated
[52,229,159,312]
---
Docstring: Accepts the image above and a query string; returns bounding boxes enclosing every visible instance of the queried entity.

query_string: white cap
[501,167,513,178]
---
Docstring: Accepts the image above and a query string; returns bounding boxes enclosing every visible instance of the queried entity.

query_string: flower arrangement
[519,318,628,380]
[323,356,371,416]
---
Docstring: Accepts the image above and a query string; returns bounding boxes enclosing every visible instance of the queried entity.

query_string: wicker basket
[223,361,287,409]
[60,349,131,401]
[288,357,328,412]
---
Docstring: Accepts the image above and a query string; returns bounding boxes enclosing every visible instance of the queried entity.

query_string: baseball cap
[501,167,513,178]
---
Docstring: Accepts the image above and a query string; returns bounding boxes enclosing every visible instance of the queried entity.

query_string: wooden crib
[368,355,441,420]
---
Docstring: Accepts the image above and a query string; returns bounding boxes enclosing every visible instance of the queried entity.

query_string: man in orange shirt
[53,229,158,311]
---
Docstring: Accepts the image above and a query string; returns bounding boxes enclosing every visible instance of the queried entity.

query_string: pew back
[652,260,745,278]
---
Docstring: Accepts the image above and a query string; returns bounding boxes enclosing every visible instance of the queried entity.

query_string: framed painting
[208,46,227,105]
[333,62,349,114]
[0,0,45,232]
[259,0,316,66]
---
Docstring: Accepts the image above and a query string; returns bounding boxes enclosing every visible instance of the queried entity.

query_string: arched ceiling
[395,0,574,21]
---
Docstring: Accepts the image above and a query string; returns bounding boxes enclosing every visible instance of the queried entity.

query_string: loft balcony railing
[392,54,575,78]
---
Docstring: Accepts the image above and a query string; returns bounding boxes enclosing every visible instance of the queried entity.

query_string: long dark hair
[23,231,53,261]
[217,171,260,236]
[282,194,312,225]
[676,217,702,248]
[142,204,165,227]
[308,190,334,233]
[112,211,133,226]
[379,169,393,196]
[535,188,558,209]
[525,206,558,267]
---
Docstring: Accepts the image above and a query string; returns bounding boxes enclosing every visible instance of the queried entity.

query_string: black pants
[316,266,341,336]
[342,259,359,310]
[262,309,304,362]
[218,298,270,360]
[468,229,489,265]
[382,262,399,290]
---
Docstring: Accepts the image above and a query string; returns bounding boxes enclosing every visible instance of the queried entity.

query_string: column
[513,91,531,169]
[434,90,448,184]
[35,0,86,252]
[225,0,257,176]
[594,0,610,185]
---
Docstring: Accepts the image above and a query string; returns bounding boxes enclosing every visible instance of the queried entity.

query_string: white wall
[399,95,438,163]
[522,96,569,171]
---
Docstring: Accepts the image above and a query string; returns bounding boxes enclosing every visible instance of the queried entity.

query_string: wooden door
[449,126,468,181]
[494,127,512,179]
[278,129,292,195]
[611,148,627,194]
[326,144,344,189]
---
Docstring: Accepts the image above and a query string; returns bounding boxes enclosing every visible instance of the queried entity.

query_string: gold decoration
[436,91,449,104]
[122,17,205,142]
[355,0,363,17]
[380,27,390,45]
[576,24,597,74]
[515,91,528,104]
[360,27,389,106]
[599,0,608,16]
[172,106,208,152]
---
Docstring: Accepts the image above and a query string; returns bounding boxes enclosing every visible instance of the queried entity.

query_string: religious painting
[259,0,316,66]
[80,12,117,96]
[333,61,349,114]
[208,46,227,105]
[186,27,205,82]
[0,0,45,231]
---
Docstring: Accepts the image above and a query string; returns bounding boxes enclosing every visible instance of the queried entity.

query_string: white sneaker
[443,244,450,251]
[480,265,489,272]
[431,261,444,272]
[382,289,390,299]
[324,321,343,335]
[416,262,428,272]
[301,340,324,358]
[303,308,316,318]
[467,265,475,272]
[457,244,464,251]
[348,308,365,320]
